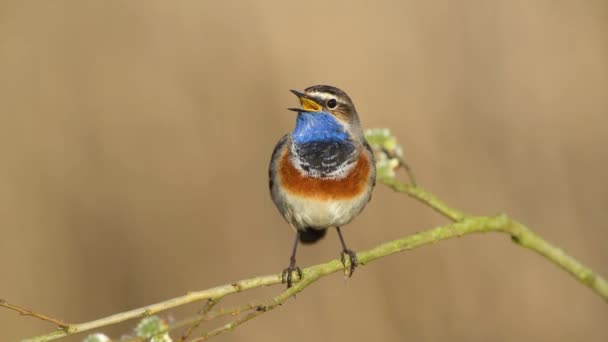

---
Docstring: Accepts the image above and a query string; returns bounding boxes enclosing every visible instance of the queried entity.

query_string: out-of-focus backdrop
[1,1,607,341]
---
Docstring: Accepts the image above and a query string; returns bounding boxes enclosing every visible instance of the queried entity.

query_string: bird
[269,85,376,287]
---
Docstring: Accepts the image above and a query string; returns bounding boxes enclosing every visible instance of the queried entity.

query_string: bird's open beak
[288,89,323,112]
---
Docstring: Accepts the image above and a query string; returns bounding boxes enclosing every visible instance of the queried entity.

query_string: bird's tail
[299,227,327,244]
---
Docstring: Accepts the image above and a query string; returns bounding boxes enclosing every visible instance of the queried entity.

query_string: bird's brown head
[289,85,360,126]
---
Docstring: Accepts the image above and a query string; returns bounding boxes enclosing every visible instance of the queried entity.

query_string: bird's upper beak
[288,89,323,112]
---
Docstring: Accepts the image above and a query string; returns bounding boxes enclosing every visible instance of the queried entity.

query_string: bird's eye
[327,99,338,109]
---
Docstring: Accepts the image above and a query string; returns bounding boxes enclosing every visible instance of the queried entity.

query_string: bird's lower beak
[288,89,323,112]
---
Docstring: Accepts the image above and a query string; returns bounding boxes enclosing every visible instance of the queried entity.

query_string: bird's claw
[340,249,358,277]
[281,265,302,288]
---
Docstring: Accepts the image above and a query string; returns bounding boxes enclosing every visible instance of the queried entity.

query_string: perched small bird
[269,85,376,287]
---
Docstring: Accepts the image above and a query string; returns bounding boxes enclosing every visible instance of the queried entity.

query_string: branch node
[581,271,597,287]
[510,235,521,244]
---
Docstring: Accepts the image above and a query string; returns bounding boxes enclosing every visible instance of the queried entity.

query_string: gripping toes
[281,265,302,288]
[340,249,358,277]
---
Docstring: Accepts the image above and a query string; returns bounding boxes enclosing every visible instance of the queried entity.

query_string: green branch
[14,129,608,342]
[23,191,608,341]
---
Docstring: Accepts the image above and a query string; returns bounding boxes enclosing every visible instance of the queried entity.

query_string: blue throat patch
[291,112,356,176]
[292,112,349,144]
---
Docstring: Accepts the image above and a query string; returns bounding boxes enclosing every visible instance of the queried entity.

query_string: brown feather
[278,148,371,200]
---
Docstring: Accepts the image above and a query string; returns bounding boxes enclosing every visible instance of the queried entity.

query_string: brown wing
[363,140,376,190]
[268,134,289,192]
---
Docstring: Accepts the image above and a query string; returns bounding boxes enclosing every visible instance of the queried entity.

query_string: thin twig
[179,297,223,342]
[381,147,418,186]
[379,176,466,221]
[118,302,262,342]
[0,299,68,329]
[192,310,265,341]
[190,277,318,341]
[21,275,281,342]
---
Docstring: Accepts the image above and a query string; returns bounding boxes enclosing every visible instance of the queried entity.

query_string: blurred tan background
[1,1,607,341]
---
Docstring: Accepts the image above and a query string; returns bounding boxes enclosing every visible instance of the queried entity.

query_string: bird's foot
[340,249,358,277]
[281,264,302,288]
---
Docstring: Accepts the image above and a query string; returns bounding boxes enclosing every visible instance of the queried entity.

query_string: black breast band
[292,140,356,177]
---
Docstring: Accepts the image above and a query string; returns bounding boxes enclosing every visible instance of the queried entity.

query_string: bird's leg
[336,227,358,277]
[281,232,303,288]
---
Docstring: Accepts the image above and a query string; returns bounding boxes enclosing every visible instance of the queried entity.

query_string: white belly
[272,185,372,230]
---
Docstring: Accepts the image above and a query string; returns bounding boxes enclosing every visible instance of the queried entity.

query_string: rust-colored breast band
[279,149,370,200]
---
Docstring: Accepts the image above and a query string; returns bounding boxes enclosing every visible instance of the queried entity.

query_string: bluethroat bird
[269,85,376,287]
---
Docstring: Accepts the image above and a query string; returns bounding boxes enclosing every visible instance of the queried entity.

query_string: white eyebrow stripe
[307,91,339,103]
